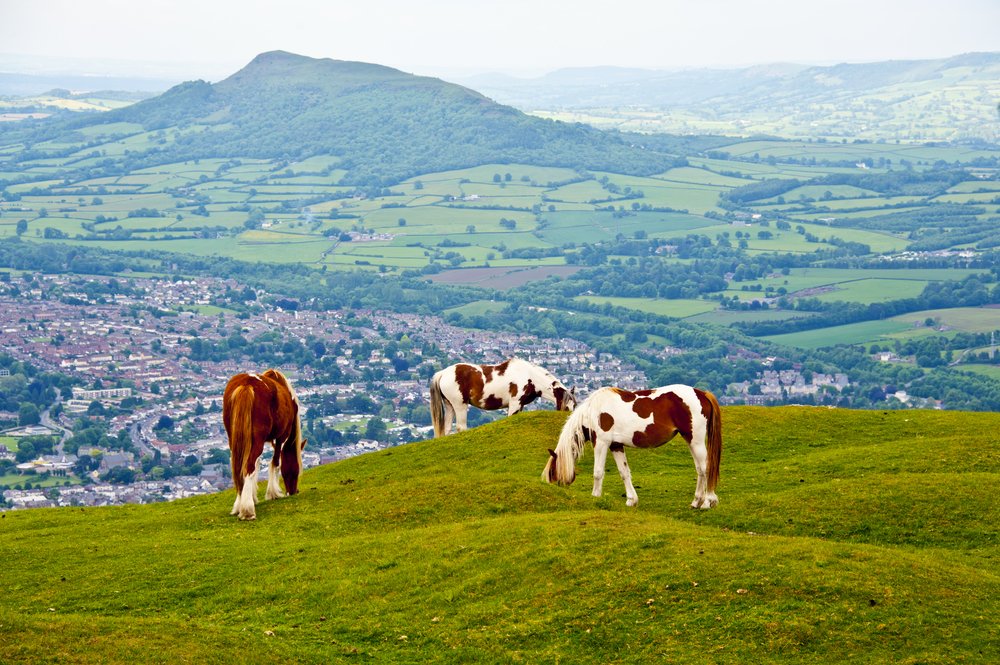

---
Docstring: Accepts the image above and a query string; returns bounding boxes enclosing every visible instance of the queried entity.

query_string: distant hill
[462,52,1000,142]
[0,71,177,97]
[2,51,678,186]
[0,408,997,663]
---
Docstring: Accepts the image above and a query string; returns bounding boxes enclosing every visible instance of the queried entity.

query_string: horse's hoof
[626,498,638,507]
[691,498,703,509]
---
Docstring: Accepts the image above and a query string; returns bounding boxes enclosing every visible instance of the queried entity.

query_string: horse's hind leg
[443,401,456,436]
[236,437,266,520]
[455,403,470,432]
[236,455,260,520]
[688,438,716,509]
[266,442,284,500]
[611,445,639,507]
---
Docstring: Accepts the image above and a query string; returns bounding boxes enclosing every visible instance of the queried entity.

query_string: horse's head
[542,447,576,486]
[554,386,577,412]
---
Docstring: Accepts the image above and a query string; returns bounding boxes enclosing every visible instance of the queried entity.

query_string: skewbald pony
[543,385,722,509]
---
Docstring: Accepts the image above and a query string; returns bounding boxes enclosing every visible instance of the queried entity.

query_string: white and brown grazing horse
[429,358,576,437]
[542,385,722,509]
[222,368,306,520]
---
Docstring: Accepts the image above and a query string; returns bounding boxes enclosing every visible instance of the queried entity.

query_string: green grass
[0,436,18,453]
[0,409,997,663]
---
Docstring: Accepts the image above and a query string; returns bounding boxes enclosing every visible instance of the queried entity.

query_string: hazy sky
[2,0,999,80]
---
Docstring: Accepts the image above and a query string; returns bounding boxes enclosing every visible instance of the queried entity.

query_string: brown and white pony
[222,368,306,520]
[542,385,722,509]
[429,358,576,437]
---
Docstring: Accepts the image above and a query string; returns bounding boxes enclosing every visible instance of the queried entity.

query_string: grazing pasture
[0,409,996,663]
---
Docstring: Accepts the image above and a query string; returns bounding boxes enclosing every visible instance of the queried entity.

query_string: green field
[575,295,717,318]
[0,472,78,488]
[0,436,18,453]
[958,364,1000,380]
[0,408,997,663]
[443,299,510,317]
[763,305,1000,349]
[763,319,915,349]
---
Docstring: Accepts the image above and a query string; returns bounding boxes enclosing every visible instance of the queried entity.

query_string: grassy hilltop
[1,407,998,663]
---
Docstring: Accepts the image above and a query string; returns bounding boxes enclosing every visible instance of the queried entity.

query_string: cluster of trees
[0,356,74,427]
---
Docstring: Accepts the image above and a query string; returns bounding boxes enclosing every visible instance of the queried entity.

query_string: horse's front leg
[266,442,284,500]
[592,440,610,498]
[611,444,639,507]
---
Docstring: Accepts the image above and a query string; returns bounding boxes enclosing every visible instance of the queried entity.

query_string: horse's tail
[703,389,723,493]
[429,371,446,438]
[227,384,255,494]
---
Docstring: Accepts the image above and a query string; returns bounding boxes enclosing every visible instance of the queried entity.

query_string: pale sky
[1,0,998,81]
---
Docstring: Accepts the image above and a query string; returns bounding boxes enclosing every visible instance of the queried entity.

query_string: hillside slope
[1,407,998,663]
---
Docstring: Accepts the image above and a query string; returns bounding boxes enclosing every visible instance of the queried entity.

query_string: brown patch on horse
[695,389,713,419]
[482,365,494,383]
[612,388,637,402]
[599,412,615,431]
[454,364,485,407]
[494,359,510,376]
[632,397,655,419]
[553,386,566,409]
[631,391,692,448]
[482,395,504,410]
[518,379,538,407]
[509,382,518,397]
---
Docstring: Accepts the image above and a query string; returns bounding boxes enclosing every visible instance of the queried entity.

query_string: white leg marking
[592,441,609,498]
[689,439,710,509]
[266,455,284,500]
[237,464,259,520]
[443,403,455,436]
[612,448,638,507]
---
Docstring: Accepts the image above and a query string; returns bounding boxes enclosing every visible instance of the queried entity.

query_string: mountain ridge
[2,50,676,186]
